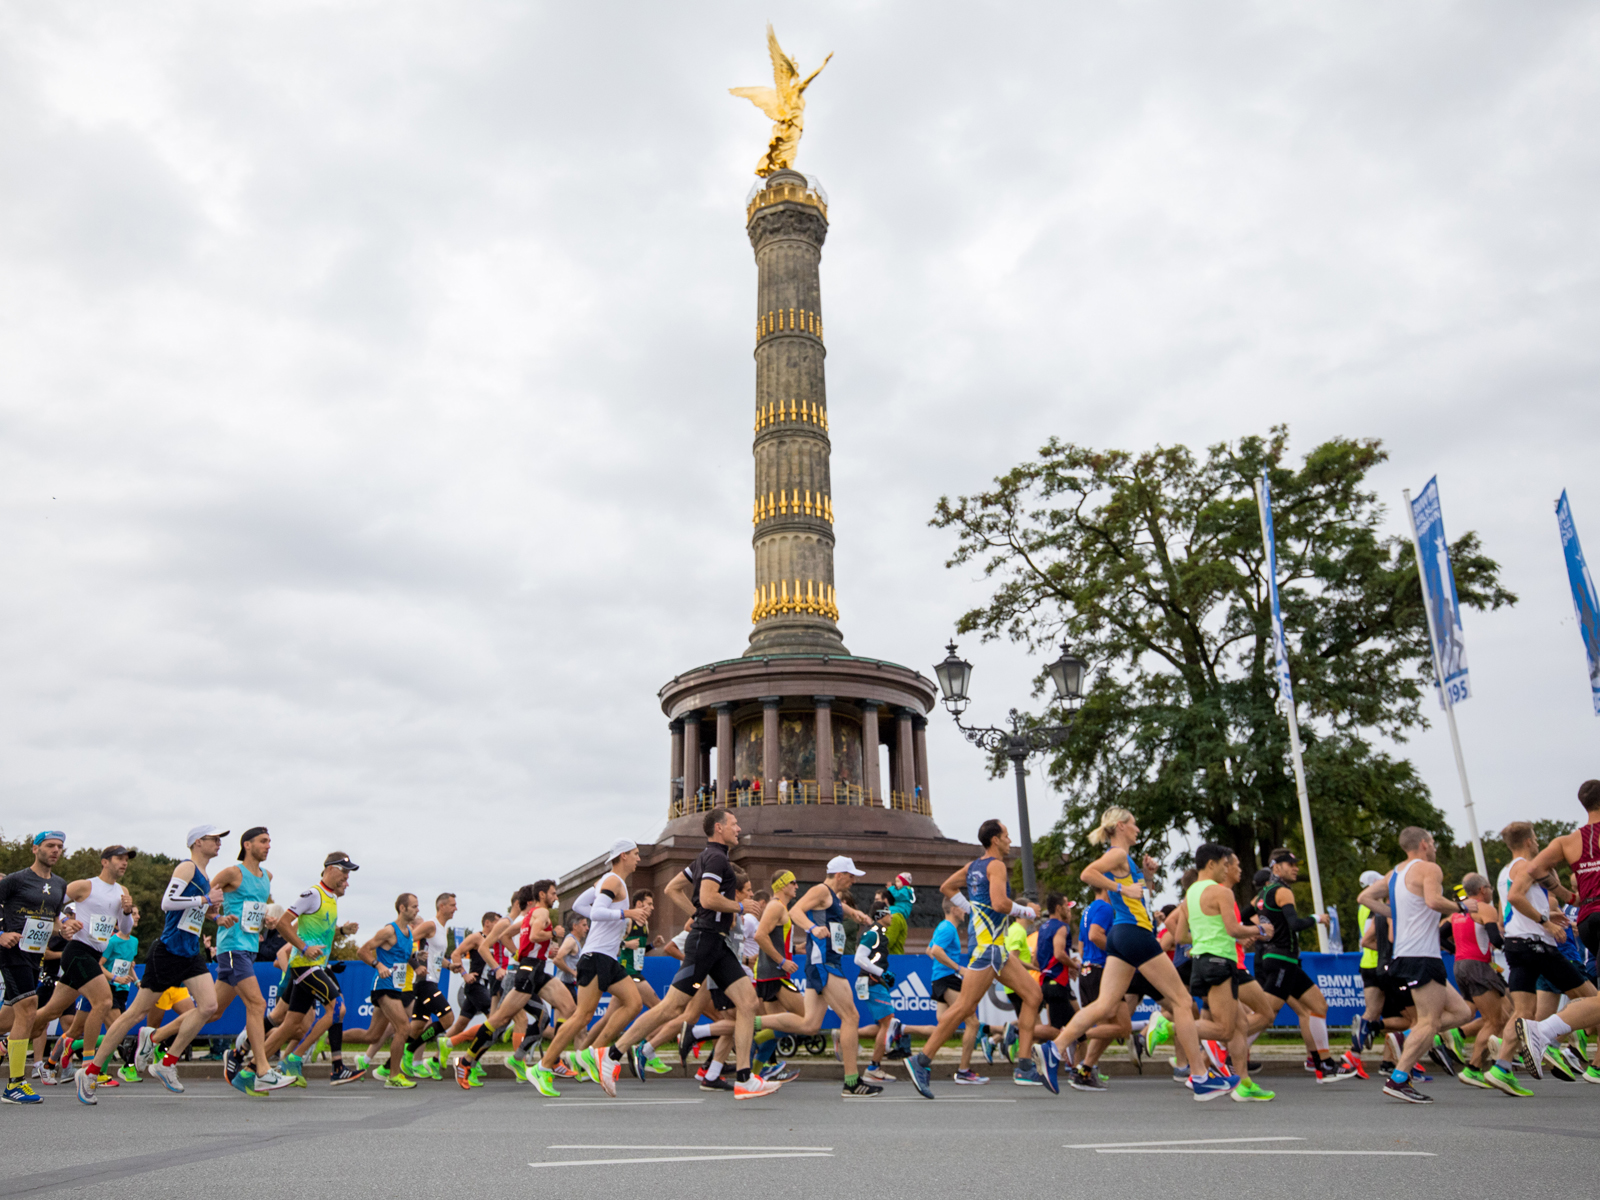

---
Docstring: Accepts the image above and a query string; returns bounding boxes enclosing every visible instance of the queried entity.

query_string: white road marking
[1094,1150,1435,1157]
[845,1097,1017,1103]
[530,1152,833,1168]
[550,1145,833,1151]
[540,1107,704,1113]
[1067,1137,1304,1148]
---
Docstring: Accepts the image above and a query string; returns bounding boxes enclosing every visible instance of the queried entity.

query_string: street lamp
[933,640,1089,899]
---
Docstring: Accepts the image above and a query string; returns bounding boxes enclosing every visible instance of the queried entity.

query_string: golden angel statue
[729,25,832,177]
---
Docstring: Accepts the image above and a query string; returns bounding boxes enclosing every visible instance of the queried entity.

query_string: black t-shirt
[256,930,287,963]
[685,841,735,934]
[0,867,68,949]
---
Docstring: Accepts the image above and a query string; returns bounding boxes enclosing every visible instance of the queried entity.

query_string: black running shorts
[509,961,549,997]
[0,949,41,1005]
[1042,980,1076,1028]
[287,966,341,1014]
[1078,964,1104,1008]
[1388,956,1448,989]
[670,930,747,997]
[1189,953,1245,998]
[142,942,208,995]
[411,978,450,1021]
[459,981,494,1020]
[575,953,629,991]
[58,941,106,992]
[929,974,963,1005]
[1503,938,1587,994]
[1255,956,1316,1001]
[755,977,798,1003]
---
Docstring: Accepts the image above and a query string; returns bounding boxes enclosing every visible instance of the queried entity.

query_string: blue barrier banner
[1410,477,1472,707]
[1556,490,1600,715]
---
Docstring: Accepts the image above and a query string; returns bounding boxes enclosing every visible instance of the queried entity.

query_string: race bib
[855,974,870,1001]
[241,901,267,934]
[428,950,443,978]
[632,948,645,972]
[89,913,118,945]
[178,904,206,936]
[829,922,845,954]
[110,958,132,981]
[20,918,52,953]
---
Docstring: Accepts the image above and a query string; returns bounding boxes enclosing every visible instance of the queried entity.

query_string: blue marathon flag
[1259,473,1295,711]
[1556,490,1600,715]
[1409,477,1471,707]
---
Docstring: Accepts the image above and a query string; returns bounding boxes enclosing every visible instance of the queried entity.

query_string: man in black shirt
[604,808,781,1099]
[0,831,75,1104]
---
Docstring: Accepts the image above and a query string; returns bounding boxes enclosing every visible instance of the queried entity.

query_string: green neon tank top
[1186,879,1237,961]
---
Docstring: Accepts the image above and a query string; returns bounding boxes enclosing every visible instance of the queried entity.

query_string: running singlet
[0,868,69,956]
[517,908,552,963]
[1389,860,1440,960]
[287,883,339,968]
[374,920,413,992]
[71,877,130,952]
[1036,917,1069,983]
[804,887,848,970]
[1497,858,1556,945]
[1449,911,1492,964]
[1357,903,1378,969]
[1255,877,1300,964]
[855,926,889,1001]
[160,865,211,958]
[1079,899,1113,968]
[218,863,271,955]
[966,855,1014,951]
[755,910,793,981]
[928,917,962,982]
[1105,854,1152,930]
[1577,825,1600,923]
[419,914,447,982]
[580,879,629,960]
[1186,879,1241,966]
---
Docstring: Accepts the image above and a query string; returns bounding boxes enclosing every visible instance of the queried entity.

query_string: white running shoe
[733,1074,782,1099]
[134,1028,156,1073]
[74,1067,98,1106]
[233,1028,250,1055]
[1514,1017,1549,1080]
[255,1068,294,1091]
[597,1054,620,1098]
[148,1060,184,1093]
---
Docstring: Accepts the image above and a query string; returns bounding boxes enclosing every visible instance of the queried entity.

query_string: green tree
[931,428,1517,934]
[1,833,182,959]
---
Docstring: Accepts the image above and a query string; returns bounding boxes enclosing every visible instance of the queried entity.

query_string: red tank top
[1450,912,1492,963]
[1230,900,1246,968]
[1577,824,1600,922]
[490,942,510,971]
[516,908,551,962]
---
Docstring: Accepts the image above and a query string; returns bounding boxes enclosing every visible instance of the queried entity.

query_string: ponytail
[1087,806,1134,846]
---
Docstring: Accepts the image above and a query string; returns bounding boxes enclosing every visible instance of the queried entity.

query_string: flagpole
[1403,487,1488,877]
[1255,480,1329,953]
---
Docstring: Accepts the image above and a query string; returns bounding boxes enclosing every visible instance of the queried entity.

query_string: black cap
[1270,849,1299,865]
[323,852,360,871]
[1252,868,1272,887]
[238,827,269,861]
[100,845,137,860]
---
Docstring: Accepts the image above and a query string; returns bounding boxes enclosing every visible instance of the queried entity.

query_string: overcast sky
[3,2,1597,933]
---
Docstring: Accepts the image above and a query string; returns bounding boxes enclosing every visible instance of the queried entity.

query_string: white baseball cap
[186,824,230,847]
[826,855,865,876]
[1359,870,1384,887]
[607,838,638,862]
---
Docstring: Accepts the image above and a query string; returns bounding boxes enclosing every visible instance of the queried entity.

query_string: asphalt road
[2,1069,1595,1199]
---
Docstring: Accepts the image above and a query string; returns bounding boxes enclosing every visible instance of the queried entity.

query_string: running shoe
[1484,1064,1532,1097]
[1427,1044,1457,1078]
[735,1074,783,1099]
[95,1073,119,1088]
[73,1068,98,1105]
[1068,1065,1107,1092]
[1303,1052,1319,1074]
[1542,1046,1576,1082]
[454,1059,473,1090]
[467,1063,486,1087]
[1202,1040,1229,1075]
[597,1054,620,1098]
[1384,1032,1403,1066]
[7,1080,45,1105]
[1191,1073,1238,1101]
[134,1027,156,1073]
[1316,1056,1359,1083]
[416,1058,441,1081]
[1341,1049,1369,1080]
[574,1047,601,1084]
[283,1052,305,1078]
[841,1077,884,1097]
[1382,1076,1433,1103]
[37,1066,57,1086]
[223,1047,243,1085]
[239,1071,270,1098]
[528,1064,560,1097]
[1130,1029,1146,1072]
[149,1060,183,1093]
[435,1035,452,1065]
[676,1024,695,1074]
[1583,1065,1600,1085]
[1034,1041,1060,1094]
[1356,1014,1375,1052]
[1410,1066,1432,1083]
[831,1029,842,1062]
[645,1051,672,1075]
[256,1067,292,1091]
[117,1065,139,1083]
[982,1033,996,1065]
[330,1064,365,1086]
[1145,1013,1173,1052]
[508,1056,528,1083]
[1012,1059,1044,1086]
[762,1062,799,1083]
[1446,1027,1469,1063]
[1576,1029,1591,1058]
[1231,1080,1275,1102]
[355,1054,371,1072]
[552,1060,576,1079]
[229,1062,255,1094]
[699,1075,735,1092]
[953,1068,988,1085]
[1560,1045,1587,1077]
[384,1072,417,1089]
[1002,1024,1018,1062]
[862,1066,893,1083]
[1456,1066,1491,1089]
[373,1064,390,1082]
[1513,1017,1548,1080]
[907,1052,935,1099]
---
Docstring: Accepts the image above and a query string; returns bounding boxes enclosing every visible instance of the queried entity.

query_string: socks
[692,1023,714,1040]
[640,1040,654,1059]
[735,1066,750,1082]
[468,1024,497,1059]
[608,1046,624,1061]
[845,1072,859,1087]
[162,1053,178,1067]
[1309,1017,1328,1054]
[704,1060,722,1080]
[1538,1015,1573,1040]
[1390,1068,1408,1084]
[329,1024,343,1064]
[8,1035,26,1082]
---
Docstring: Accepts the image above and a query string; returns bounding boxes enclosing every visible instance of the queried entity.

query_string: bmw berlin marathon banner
[1410,477,1472,707]
[1556,490,1600,714]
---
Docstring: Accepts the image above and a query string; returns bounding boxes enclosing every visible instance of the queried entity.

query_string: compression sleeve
[161,873,208,912]
[1278,901,1316,933]
[853,939,884,977]
[571,887,597,920]
[1485,922,1505,949]
[586,892,629,923]
[117,911,134,936]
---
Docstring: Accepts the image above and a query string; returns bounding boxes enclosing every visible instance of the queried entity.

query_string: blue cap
[33,830,65,846]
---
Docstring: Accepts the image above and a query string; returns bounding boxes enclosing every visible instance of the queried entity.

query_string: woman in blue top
[210,828,289,1095]
[1048,807,1236,1101]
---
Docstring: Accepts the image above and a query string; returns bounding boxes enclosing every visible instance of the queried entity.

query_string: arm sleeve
[854,935,884,977]
[117,912,134,937]
[161,873,208,912]
[586,892,629,924]
[1484,921,1505,949]
[1278,901,1316,933]
[572,888,598,919]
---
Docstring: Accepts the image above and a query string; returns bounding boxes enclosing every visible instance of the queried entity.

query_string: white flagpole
[1255,481,1329,952]
[1403,488,1488,878]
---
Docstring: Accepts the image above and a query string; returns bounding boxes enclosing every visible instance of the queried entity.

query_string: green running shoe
[646,1053,672,1075]
[1484,1064,1533,1097]
[400,1051,414,1075]
[1230,1080,1275,1101]
[1445,1028,1468,1063]
[1145,1013,1173,1053]
[1575,1029,1591,1058]
[1457,1066,1490,1089]
[528,1064,561,1097]
[1583,1065,1600,1085]
[468,1064,486,1087]
[284,1053,305,1077]
[355,1054,370,1071]
[373,1064,390,1082]
[117,1064,140,1083]
[436,1036,451,1063]
[508,1056,528,1083]
[574,1047,600,1083]
[1542,1047,1577,1082]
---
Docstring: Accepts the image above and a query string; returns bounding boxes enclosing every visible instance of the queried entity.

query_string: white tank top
[71,877,127,951]
[1389,860,1440,960]
[1496,857,1554,944]
[421,914,448,981]
[581,878,629,961]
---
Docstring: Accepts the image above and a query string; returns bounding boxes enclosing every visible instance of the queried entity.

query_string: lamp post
[933,641,1088,900]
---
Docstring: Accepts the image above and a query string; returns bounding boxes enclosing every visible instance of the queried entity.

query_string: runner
[1043,807,1235,1101]
[1448,872,1517,1092]
[449,911,502,1040]
[1494,821,1596,1082]
[906,820,1049,1099]
[1253,849,1355,1081]
[1356,827,1479,1103]
[1034,894,1079,1049]
[853,902,899,1082]
[211,827,291,1095]
[406,892,458,1080]
[1,832,72,1105]
[101,905,140,1082]
[258,852,363,1087]
[1354,869,1386,1052]
[926,896,983,1083]
[1526,778,1600,1082]
[602,808,781,1099]
[75,825,229,1104]
[357,893,421,1089]
[540,840,648,1097]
